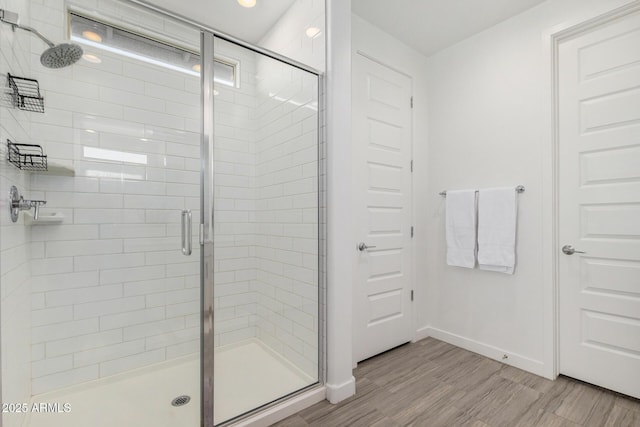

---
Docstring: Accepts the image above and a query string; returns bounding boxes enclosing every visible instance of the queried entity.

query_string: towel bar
[439,185,525,197]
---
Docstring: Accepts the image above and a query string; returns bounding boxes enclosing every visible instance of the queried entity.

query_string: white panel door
[353,53,413,363]
[558,9,640,399]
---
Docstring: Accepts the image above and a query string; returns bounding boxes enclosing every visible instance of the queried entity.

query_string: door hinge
[411,226,414,238]
[410,160,413,172]
[410,96,413,108]
[199,223,204,245]
[411,290,414,301]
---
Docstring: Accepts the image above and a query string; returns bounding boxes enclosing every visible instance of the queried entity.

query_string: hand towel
[477,187,517,274]
[445,190,477,268]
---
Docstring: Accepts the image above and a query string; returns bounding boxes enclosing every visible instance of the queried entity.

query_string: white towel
[477,187,517,274]
[445,190,477,268]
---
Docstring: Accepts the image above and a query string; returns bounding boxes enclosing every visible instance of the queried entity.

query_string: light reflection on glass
[83,146,148,165]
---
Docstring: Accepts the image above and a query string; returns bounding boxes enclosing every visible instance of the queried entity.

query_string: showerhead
[1,8,83,69]
[40,43,83,69]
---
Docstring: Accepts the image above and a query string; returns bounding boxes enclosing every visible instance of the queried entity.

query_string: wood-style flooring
[274,337,640,427]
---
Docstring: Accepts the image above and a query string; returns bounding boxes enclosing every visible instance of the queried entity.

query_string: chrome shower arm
[13,24,56,48]
[0,9,55,48]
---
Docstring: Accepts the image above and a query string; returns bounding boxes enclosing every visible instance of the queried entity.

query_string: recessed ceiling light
[82,53,102,64]
[306,27,321,38]
[192,64,201,72]
[237,0,256,8]
[82,30,103,43]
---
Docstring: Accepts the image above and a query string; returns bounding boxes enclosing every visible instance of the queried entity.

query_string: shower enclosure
[0,0,323,426]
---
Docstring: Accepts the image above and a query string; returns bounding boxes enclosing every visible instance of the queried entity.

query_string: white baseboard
[424,327,547,378]
[234,386,326,427]
[413,325,431,342]
[326,376,356,404]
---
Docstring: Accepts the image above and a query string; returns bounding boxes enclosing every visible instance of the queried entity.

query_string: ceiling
[141,0,296,43]
[141,0,547,56]
[351,0,547,57]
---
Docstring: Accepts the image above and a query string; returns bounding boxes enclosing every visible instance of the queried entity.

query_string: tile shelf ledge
[35,162,75,177]
[24,212,65,226]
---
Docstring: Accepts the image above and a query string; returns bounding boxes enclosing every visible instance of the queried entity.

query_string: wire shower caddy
[7,73,45,113]
[6,140,48,171]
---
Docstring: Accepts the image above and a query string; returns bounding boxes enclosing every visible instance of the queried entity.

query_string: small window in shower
[68,12,238,86]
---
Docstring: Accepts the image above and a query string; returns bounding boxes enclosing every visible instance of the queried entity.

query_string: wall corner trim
[326,376,356,404]
[413,325,431,343]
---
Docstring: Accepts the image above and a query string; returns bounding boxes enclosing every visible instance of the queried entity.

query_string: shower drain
[171,395,191,407]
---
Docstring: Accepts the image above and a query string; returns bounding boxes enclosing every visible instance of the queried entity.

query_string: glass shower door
[207,35,321,425]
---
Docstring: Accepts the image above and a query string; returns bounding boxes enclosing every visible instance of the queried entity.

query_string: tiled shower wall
[252,58,319,378]
[26,0,205,394]
[255,0,323,380]
[1,1,33,425]
[212,38,259,347]
[212,39,320,382]
[211,37,320,378]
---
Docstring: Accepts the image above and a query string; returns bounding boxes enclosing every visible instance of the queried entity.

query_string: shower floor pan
[23,338,313,427]
[214,339,314,423]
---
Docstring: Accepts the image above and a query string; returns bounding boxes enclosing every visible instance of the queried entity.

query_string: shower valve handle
[9,185,46,222]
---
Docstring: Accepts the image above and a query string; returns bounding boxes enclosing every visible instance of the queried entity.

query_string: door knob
[562,245,585,255]
[358,242,376,251]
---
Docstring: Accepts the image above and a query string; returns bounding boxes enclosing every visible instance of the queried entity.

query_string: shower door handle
[181,209,192,256]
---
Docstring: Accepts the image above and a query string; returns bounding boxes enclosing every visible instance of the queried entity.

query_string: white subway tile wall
[1,1,34,426]
[25,0,203,394]
[212,38,319,380]
[255,0,323,380]
[212,38,260,348]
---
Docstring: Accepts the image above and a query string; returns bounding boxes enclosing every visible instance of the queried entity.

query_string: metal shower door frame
[201,31,215,427]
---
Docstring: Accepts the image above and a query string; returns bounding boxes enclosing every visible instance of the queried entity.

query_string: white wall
[351,15,431,343]
[0,1,33,425]
[324,0,354,404]
[424,0,635,378]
